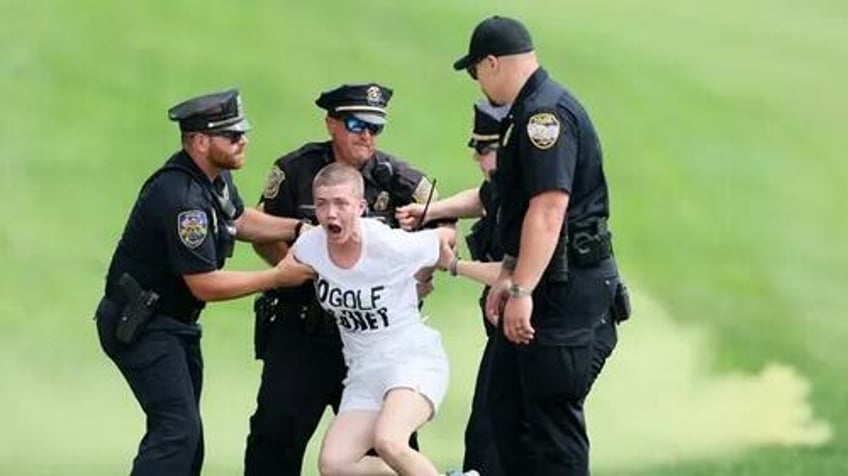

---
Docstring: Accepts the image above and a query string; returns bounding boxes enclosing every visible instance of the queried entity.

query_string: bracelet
[293,220,304,241]
[507,283,533,298]
[449,256,460,276]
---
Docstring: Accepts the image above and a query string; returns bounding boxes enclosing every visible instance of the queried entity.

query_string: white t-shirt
[292,218,441,365]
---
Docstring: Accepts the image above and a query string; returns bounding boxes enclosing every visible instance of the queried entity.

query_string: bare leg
[318,410,397,476]
[374,388,440,476]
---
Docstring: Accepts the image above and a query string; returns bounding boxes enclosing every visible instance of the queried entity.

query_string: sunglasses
[208,130,246,144]
[343,116,384,136]
[466,56,488,80]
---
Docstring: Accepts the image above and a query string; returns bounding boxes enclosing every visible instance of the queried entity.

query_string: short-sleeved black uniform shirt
[104,150,245,321]
[496,68,609,256]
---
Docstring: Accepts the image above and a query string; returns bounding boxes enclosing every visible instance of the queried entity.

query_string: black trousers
[488,265,619,476]
[96,298,204,476]
[244,316,346,476]
[463,305,504,475]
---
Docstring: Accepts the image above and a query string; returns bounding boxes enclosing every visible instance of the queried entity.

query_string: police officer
[453,16,629,475]
[94,89,313,476]
[396,100,508,475]
[244,83,438,476]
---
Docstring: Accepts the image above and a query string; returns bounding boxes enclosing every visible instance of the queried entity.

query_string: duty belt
[503,218,613,282]
[260,295,338,337]
[105,288,200,324]
[568,218,613,268]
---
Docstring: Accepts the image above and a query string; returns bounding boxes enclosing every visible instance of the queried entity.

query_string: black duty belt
[257,294,338,337]
[104,290,200,324]
[504,218,613,283]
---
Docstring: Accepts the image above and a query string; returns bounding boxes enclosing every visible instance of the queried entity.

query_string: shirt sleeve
[392,228,440,273]
[258,160,297,217]
[518,108,579,197]
[388,157,438,204]
[290,227,318,267]
[149,177,219,275]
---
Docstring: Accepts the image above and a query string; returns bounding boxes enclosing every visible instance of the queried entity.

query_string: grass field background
[1,0,846,474]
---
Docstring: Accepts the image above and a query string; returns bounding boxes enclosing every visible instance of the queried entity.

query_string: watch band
[449,256,460,276]
[508,284,533,298]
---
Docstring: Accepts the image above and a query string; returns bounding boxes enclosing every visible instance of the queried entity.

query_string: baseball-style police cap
[469,99,509,149]
[453,15,534,71]
[168,88,251,133]
[315,83,393,125]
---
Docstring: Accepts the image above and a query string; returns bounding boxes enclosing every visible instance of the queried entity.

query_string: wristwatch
[507,284,533,298]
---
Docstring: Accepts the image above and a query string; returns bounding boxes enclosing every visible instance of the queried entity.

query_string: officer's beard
[209,144,245,170]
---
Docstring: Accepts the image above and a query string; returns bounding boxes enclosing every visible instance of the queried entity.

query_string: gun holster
[253,293,278,360]
[568,219,613,268]
[115,273,159,344]
[610,281,631,323]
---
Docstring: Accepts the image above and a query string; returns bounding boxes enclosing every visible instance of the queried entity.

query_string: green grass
[1,0,847,474]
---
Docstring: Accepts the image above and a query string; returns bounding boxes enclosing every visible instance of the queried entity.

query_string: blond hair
[312,162,364,198]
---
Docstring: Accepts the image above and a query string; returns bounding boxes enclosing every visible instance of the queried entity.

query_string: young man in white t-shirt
[291,162,472,476]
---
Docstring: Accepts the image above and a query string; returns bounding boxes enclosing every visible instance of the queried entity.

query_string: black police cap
[168,88,251,133]
[468,99,509,148]
[453,15,534,71]
[315,83,393,125]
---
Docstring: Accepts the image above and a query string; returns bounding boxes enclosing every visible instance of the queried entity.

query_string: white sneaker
[444,470,480,476]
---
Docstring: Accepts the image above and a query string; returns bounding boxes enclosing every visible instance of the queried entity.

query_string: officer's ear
[183,132,210,153]
[324,115,337,136]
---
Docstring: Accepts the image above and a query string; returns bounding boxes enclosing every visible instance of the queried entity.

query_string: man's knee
[248,407,298,442]
[158,409,202,450]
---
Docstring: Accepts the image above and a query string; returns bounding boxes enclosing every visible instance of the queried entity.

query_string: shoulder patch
[262,166,286,200]
[527,112,561,150]
[177,210,208,249]
[412,177,437,204]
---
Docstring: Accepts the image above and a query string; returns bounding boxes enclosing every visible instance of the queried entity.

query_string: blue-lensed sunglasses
[343,116,384,136]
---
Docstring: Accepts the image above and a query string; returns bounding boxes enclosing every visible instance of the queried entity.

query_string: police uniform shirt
[105,150,245,319]
[495,68,609,257]
[258,141,434,297]
[468,178,502,263]
[291,219,442,363]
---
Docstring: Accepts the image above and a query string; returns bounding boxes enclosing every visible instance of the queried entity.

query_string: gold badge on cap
[366,86,383,106]
[262,165,286,200]
[373,191,390,211]
[527,112,561,150]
